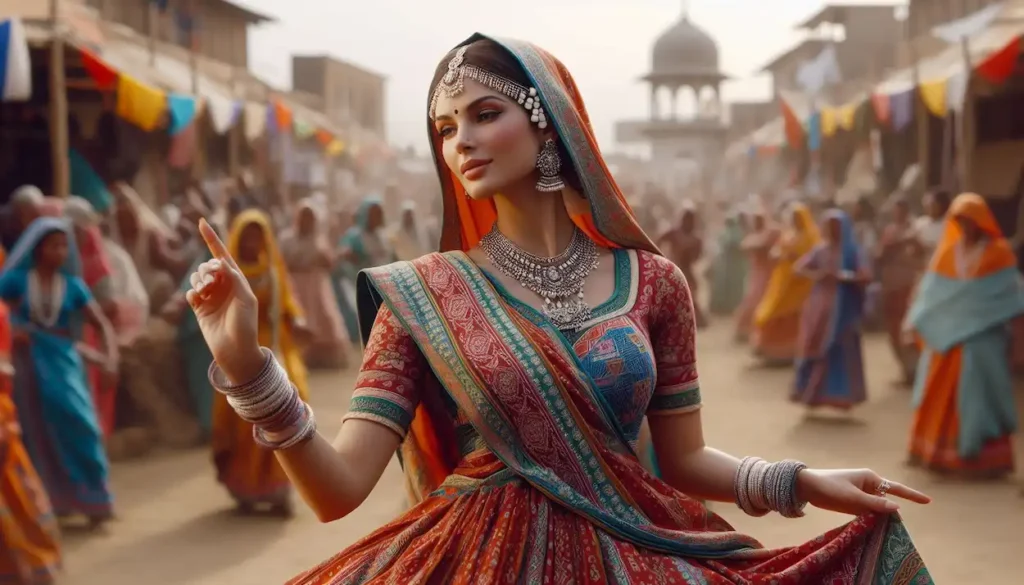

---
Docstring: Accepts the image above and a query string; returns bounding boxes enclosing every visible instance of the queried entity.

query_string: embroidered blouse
[344,249,701,452]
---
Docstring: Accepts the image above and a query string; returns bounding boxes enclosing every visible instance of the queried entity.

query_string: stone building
[81,0,272,68]
[291,55,386,137]
[615,6,727,199]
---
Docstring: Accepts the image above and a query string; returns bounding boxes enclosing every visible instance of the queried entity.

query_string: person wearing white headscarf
[2,185,44,251]
[279,199,351,370]
[388,200,433,261]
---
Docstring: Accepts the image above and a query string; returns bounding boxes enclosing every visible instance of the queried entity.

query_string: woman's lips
[461,159,491,180]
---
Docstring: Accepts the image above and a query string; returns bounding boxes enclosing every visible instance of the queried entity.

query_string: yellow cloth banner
[115,74,167,131]
[837,104,857,130]
[327,139,346,156]
[820,107,838,137]
[919,79,948,117]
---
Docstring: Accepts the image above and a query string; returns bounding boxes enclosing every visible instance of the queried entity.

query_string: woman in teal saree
[184,36,933,584]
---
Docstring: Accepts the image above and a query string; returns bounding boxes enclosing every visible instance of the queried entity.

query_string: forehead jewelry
[429,45,548,129]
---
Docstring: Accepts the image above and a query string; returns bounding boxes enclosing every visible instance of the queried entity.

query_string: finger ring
[875,478,891,497]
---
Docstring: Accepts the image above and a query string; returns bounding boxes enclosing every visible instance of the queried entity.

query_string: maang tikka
[429,46,549,130]
[535,139,565,192]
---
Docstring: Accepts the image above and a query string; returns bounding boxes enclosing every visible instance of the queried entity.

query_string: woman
[334,198,394,342]
[734,210,776,343]
[280,200,350,370]
[876,197,924,385]
[389,201,433,261]
[792,210,870,410]
[708,212,746,316]
[211,210,311,516]
[60,197,121,438]
[659,203,707,327]
[0,299,62,585]
[0,217,117,527]
[905,193,1024,477]
[111,183,187,313]
[751,203,820,364]
[913,189,951,256]
[186,37,931,583]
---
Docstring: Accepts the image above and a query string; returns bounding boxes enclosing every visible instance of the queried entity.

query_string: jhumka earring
[535,139,565,192]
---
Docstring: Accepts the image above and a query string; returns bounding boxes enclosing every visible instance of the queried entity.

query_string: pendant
[544,296,591,331]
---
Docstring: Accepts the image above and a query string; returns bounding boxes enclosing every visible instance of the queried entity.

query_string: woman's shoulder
[632,249,691,293]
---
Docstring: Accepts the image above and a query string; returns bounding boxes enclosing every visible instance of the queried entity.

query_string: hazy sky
[239,0,895,151]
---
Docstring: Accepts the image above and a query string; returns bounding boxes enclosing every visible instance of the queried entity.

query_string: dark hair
[429,39,582,193]
[929,189,951,214]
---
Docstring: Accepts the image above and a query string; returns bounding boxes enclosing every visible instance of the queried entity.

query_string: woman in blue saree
[792,210,870,410]
[332,197,394,343]
[0,217,118,527]
[184,36,932,583]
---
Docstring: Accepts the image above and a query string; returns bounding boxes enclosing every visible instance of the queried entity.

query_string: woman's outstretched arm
[270,420,400,522]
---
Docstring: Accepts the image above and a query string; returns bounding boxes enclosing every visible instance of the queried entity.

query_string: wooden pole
[189,0,200,94]
[957,36,972,192]
[48,0,69,198]
[147,2,157,66]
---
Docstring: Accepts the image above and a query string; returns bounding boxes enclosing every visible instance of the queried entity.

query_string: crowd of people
[659,188,1024,481]
[0,179,438,584]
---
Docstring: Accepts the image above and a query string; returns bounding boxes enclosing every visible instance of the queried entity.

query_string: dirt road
[63,322,1023,583]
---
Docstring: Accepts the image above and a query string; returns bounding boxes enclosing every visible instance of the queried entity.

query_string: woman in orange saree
[751,202,819,364]
[0,288,62,585]
[186,36,932,584]
[210,210,310,516]
[905,193,1024,477]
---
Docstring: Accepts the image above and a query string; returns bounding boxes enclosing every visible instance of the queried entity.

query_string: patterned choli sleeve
[646,258,702,416]
[342,304,426,437]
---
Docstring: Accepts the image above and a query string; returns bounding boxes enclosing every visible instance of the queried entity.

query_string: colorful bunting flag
[0,18,31,101]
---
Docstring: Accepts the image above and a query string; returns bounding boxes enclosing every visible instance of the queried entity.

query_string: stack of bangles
[734,456,808,518]
[208,347,317,450]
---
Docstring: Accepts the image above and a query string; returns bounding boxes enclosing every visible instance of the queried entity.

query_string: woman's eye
[478,110,500,122]
[437,126,455,139]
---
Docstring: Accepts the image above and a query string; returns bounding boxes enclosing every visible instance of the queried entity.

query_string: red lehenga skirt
[288,451,928,585]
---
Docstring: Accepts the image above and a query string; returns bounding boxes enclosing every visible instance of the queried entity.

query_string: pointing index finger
[198,218,238,270]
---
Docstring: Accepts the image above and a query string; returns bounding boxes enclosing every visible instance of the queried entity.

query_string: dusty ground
[62,321,1023,584]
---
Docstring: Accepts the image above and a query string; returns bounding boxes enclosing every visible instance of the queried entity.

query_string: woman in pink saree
[279,200,350,370]
[734,210,777,343]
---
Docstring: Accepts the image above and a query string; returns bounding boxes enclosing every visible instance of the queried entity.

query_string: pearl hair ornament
[430,45,549,130]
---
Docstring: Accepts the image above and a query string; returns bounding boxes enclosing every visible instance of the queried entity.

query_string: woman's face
[925,194,945,219]
[433,79,543,200]
[297,207,317,234]
[826,217,842,242]
[238,223,265,263]
[892,201,909,223]
[680,211,695,231]
[35,231,69,269]
[366,205,384,231]
[955,215,982,242]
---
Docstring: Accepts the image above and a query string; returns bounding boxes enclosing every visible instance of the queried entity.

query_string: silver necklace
[27,269,65,328]
[480,225,599,331]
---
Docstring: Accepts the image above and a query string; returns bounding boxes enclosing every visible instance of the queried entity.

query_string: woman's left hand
[796,468,931,515]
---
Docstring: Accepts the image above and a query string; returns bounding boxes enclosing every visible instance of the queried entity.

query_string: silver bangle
[734,456,807,518]
[253,403,317,451]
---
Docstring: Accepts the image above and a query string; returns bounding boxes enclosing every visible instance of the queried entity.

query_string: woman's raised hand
[186,219,264,384]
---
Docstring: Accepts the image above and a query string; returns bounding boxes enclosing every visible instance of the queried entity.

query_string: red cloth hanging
[871,93,892,126]
[80,48,117,89]
[976,35,1022,84]
[781,99,805,148]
